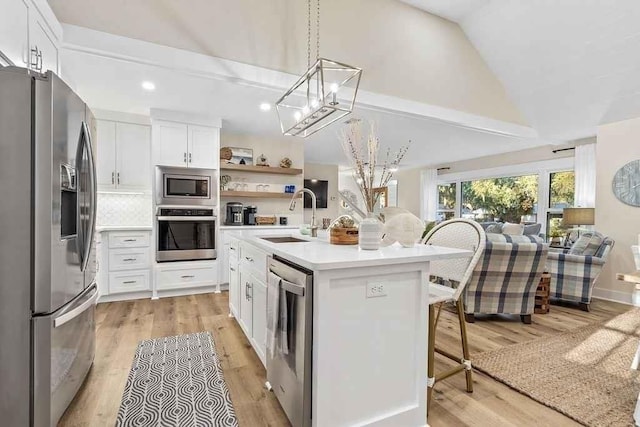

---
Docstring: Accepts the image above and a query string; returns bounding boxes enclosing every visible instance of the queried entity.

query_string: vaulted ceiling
[47,0,525,125]
[48,0,640,167]
[403,0,640,141]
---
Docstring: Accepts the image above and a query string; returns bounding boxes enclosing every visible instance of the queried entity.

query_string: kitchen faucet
[289,188,318,237]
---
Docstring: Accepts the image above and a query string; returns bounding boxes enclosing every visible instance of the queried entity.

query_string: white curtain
[574,143,596,208]
[421,168,438,221]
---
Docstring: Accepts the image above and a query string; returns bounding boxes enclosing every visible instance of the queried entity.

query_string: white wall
[220,131,304,225]
[395,167,422,217]
[594,118,640,303]
[304,163,339,226]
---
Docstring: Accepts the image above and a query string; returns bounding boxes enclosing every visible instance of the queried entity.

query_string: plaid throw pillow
[485,223,503,234]
[569,231,605,256]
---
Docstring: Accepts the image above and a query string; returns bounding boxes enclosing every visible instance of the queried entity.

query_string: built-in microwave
[155,166,217,206]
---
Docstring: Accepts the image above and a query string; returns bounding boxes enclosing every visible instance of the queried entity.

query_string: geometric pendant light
[275,0,362,138]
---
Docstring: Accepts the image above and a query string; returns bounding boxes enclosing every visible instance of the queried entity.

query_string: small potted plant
[549,229,563,246]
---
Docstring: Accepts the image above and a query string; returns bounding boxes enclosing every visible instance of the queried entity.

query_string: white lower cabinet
[239,271,253,337]
[228,253,240,317]
[156,261,218,290]
[97,229,152,300]
[109,270,150,294]
[230,239,270,367]
[109,248,150,271]
[251,277,267,364]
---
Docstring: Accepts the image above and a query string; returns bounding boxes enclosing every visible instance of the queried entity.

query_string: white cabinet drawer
[108,232,150,249]
[109,248,149,271]
[157,263,218,290]
[240,241,268,281]
[109,270,150,294]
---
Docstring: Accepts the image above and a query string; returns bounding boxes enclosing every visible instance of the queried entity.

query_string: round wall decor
[612,159,640,206]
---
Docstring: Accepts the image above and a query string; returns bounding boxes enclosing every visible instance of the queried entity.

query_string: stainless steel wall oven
[156,207,217,262]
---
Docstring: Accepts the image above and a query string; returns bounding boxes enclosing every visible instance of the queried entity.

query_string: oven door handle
[156,216,217,221]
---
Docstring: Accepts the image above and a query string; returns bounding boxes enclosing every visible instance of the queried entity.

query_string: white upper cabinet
[0,0,29,67]
[153,119,219,169]
[96,120,117,188]
[29,12,58,74]
[97,119,151,192]
[188,125,219,169]
[154,121,188,167]
[116,123,151,191]
[0,0,61,73]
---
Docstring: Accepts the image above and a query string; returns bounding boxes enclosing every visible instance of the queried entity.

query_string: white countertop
[229,229,471,271]
[96,225,153,232]
[220,224,300,230]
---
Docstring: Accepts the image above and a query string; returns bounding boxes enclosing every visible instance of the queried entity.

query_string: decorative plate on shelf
[612,159,640,206]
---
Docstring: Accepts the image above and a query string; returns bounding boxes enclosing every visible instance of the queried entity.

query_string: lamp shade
[562,207,595,226]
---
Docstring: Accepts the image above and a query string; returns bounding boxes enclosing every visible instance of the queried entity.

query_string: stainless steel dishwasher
[267,255,313,427]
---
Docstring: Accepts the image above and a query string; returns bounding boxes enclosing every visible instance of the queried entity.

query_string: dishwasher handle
[280,277,305,296]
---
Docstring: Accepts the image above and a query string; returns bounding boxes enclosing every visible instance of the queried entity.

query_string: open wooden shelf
[221,190,293,199]
[220,163,303,175]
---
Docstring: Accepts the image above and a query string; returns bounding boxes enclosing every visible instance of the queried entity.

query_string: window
[461,175,538,223]
[437,183,456,221]
[547,171,575,241]
[549,171,575,209]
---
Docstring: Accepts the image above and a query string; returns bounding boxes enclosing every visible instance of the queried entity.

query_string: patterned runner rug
[472,308,640,427]
[116,332,238,427]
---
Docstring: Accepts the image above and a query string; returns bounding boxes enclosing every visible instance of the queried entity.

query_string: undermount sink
[260,236,308,243]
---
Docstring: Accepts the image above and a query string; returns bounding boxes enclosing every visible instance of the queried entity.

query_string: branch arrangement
[340,121,410,213]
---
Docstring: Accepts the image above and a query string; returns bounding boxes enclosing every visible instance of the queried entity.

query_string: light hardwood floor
[59,293,631,427]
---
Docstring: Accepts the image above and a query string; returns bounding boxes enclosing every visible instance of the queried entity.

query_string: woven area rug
[472,308,640,426]
[116,332,238,427]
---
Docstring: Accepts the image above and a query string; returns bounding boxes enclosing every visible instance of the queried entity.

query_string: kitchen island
[227,229,470,427]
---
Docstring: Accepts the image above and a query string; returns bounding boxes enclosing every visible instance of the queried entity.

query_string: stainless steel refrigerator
[0,67,98,426]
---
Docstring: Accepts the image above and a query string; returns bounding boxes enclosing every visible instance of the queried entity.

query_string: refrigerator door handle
[83,121,97,272]
[53,285,98,328]
[76,121,97,273]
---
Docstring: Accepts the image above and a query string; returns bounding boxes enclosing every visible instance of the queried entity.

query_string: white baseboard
[98,285,224,303]
[592,287,635,305]
[98,291,153,303]
[155,285,219,299]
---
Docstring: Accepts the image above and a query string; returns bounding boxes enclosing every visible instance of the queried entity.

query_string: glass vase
[359,213,383,250]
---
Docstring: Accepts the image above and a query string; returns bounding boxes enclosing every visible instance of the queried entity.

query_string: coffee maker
[243,206,258,225]
[225,202,243,226]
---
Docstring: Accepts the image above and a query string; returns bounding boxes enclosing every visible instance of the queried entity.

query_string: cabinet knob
[111,172,115,185]
[184,152,187,163]
[245,256,254,262]
[230,267,236,272]
[123,280,137,284]
[181,275,195,279]
[122,258,137,262]
[117,172,120,185]
[189,152,192,163]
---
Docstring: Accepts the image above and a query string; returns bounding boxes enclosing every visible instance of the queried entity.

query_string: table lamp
[562,207,595,245]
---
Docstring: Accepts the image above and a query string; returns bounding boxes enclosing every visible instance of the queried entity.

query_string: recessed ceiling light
[259,102,272,111]
[141,81,156,91]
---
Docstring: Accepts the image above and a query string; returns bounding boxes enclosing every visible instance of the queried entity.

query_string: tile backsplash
[97,193,152,226]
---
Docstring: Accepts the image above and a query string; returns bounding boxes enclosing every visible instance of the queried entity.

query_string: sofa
[546,231,614,311]
[478,221,543,237]
[464,234,549,324]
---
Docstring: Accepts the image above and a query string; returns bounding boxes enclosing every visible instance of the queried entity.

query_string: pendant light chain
[316,0,320,60]
[275,0,361,138]
[307,0,311,69]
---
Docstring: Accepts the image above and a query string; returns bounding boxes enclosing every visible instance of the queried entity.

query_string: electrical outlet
[366,283,387,298]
